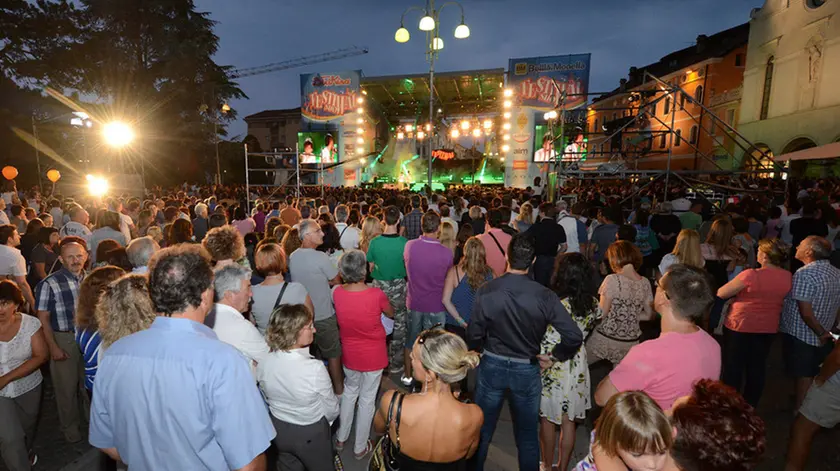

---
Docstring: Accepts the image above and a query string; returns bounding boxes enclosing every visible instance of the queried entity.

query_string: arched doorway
[782,137,817,177]
[744,144,775,177]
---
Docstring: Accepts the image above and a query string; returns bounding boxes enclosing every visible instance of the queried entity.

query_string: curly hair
[265,303,312,351]
[202,225,245,262]
[147,245,213,316]
[265,216,283,240]
[460,237,492,290]
[95,274,156,348]
[281,227,301,258]
[670,379,766,471]
[551,252,598,319]
[75,266,126,330]
[95,239,122,265]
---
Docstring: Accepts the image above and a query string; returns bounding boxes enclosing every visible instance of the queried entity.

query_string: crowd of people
[0,176,838,471]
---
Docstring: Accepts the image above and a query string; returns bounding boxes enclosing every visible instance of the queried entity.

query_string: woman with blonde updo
[438,221,458,254]
[374,328,484,468]
[513,202,534,233]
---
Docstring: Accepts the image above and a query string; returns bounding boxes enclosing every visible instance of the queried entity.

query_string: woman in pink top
[231,206,256,236]
[717,238,792,407]
[333,250,394,459]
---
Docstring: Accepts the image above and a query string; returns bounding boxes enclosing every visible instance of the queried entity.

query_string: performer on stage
[534,135,557,162]
[320,134,336,163]
[300,138,317,164]
[563,132,586,162]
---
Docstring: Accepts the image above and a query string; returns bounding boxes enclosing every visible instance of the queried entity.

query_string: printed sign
[513,160,528,170]
[300,71,361,123]
[433,149,455,161]
[344,169,356,181]
[508,55,591,111]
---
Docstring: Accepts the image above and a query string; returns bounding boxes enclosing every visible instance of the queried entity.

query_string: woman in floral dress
[539,253,602,471]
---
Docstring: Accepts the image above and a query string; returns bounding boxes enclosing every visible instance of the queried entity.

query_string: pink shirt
[333,286,390,372]
[725,267,792,334]
[610,330,721,410]
[232,218,256,237]
[478,228,512,277]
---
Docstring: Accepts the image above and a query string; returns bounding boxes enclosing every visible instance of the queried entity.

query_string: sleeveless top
[398,451,467,471]
[447,266,492,326]
[596,274,650,341]
[0,314,43,398]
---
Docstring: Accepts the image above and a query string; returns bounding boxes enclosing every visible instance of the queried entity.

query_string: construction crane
[229,46,368,79]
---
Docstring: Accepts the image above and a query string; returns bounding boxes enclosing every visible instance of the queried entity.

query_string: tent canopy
[774,141,840,162]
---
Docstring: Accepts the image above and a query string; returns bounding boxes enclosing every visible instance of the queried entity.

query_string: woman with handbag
[372,328,483,470]
[251,243,313,335]
[257,303,339,471]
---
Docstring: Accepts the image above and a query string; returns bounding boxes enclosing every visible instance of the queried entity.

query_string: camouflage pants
[372,278,408,373]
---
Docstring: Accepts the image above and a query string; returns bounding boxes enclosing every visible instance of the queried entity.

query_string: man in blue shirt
[89,245,275,471]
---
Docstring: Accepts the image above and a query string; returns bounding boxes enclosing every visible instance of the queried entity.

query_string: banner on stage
[507,54,591,111]
[300,70,361,123]
[344,169,356,181]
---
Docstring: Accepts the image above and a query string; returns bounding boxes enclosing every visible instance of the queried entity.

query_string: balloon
[46,169,61,183]
[1,166,17,180]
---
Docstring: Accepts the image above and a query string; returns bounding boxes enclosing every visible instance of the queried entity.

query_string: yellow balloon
[46,169,61,183]
[1,166,18,180]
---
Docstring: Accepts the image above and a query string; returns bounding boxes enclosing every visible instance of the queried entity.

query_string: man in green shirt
[679,202,703,231]
[367,205,408,374]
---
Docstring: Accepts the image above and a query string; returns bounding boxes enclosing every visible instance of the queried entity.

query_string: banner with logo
[508,54,591,111]
[300,71,361,123]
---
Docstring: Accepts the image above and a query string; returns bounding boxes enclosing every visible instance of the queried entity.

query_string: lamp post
[396,0,470,193]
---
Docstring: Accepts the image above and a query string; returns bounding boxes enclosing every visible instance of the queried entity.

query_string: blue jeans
[405,310,446,348]
[472,353,541,471]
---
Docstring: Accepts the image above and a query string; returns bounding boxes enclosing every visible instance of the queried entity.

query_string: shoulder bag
[369,392,404,471]
[272,282,289,309]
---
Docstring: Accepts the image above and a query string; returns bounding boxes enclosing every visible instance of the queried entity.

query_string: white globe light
[395,27,410,43]
[417,131,426,140]
[103,122,134,148]
[432,37,444,51]
[454,23,470,39]
[472,128,481,138]
[419,15,435,31]
[503,134,510,141]
[451,129,460,138]
[460,120,470,130]
[502,144,510,152]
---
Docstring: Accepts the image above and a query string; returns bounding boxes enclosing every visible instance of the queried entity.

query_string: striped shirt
[34,268,83,332]
[780,260,840,346]
[75,327,102,390]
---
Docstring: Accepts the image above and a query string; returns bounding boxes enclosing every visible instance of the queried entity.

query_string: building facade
[588,24,749,171]
[243,107,302,152]
[738,0,840,176]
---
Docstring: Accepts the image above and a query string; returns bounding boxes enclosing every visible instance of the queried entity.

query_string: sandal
[354,440,373,460]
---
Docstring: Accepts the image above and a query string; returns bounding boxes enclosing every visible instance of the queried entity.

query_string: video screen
[297,132,338,164]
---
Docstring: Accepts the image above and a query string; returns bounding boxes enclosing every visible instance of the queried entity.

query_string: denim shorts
[405,310,446,348]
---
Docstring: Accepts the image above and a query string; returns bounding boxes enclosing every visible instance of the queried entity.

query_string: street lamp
[396,0,469,192]
[102,122,135,148]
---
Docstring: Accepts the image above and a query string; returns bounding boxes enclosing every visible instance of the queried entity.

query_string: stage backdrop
[504,54,592,188]
[300,71,361,123]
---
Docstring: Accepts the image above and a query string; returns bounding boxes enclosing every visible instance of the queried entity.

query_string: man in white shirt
[0,199,9,225]
[0,225,35,309]
[108,199,134,242]
[533,135,556,163]
[334,205,360,250]
[440,204,458,235]
[210,264,269,374]
[320,134,336,164]
[556,201,582,254]
[59,205,92,245]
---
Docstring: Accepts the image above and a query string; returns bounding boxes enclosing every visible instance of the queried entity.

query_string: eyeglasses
[656,280,670,300]
[417,323,443,345]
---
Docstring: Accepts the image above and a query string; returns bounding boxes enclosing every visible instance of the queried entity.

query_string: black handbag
[369,392,404,471]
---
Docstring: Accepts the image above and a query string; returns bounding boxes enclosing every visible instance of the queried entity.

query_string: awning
[774,141,840,162]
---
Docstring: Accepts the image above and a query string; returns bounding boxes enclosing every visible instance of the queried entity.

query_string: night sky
[197,0,761,137]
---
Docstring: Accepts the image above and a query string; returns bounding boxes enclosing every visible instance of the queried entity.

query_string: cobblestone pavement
[6,341,840,471]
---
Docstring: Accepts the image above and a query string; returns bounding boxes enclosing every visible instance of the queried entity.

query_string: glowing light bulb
[502,144,510,152]
[503,134,510,141]
[472,128,481,138]
[503,111,511,119]
[405,124,414,132]
[451,129,460,138]
[503,100,512,108]
[460,120,470,130]
[503,89,513,97]
[503,122,511,130]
